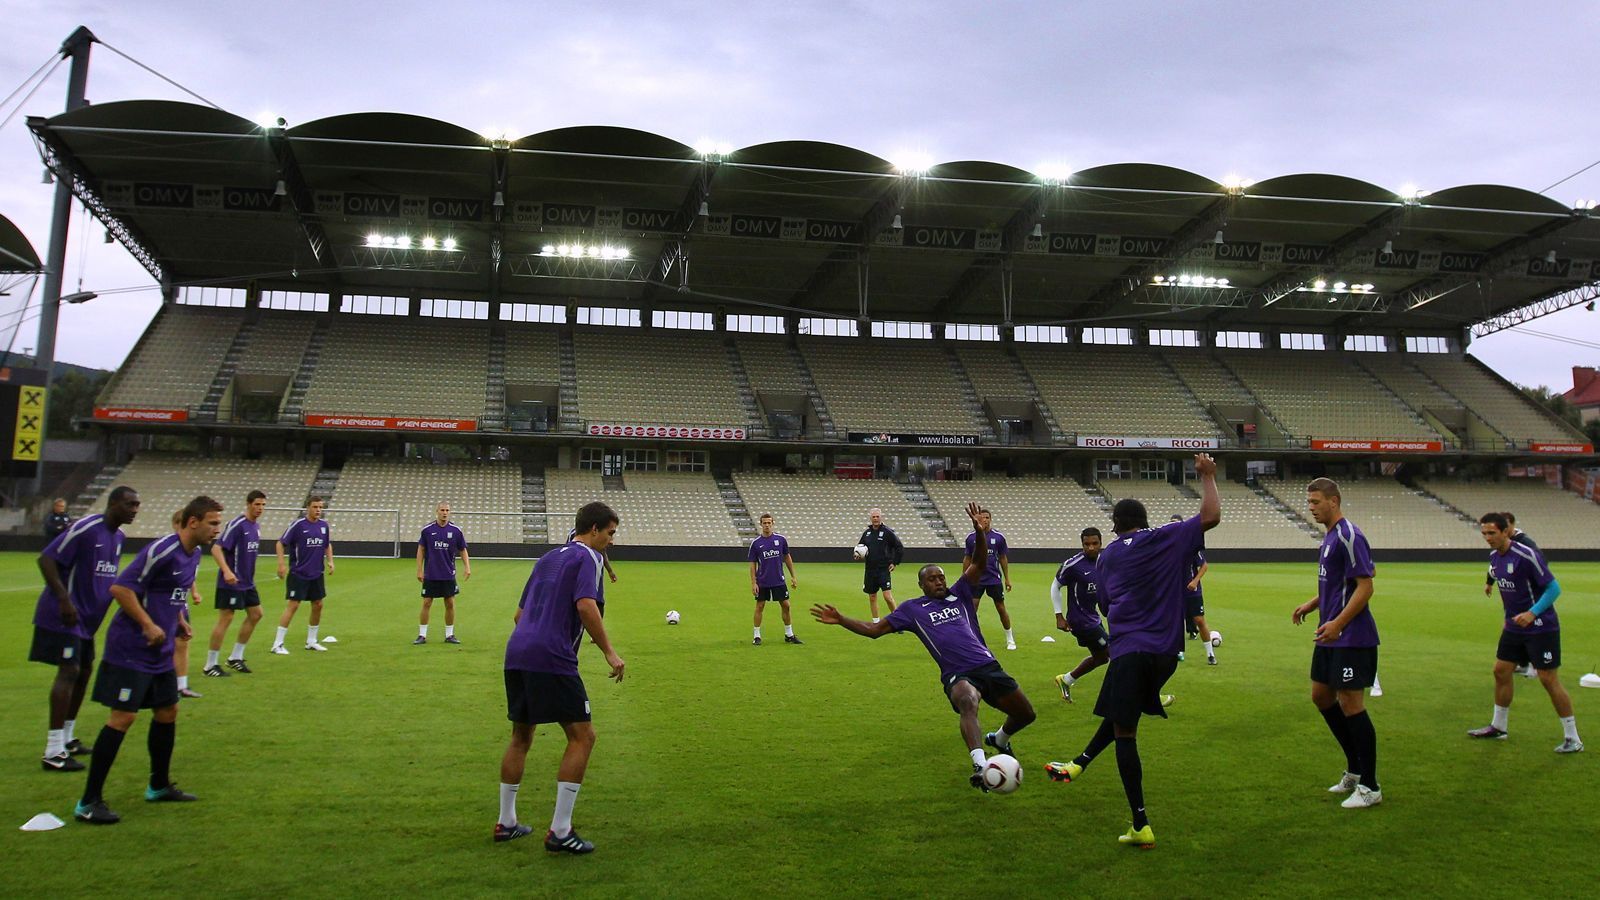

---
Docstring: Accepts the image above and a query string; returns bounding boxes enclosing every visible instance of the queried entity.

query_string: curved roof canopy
[25,99,1600,332]
[0,213,41,272]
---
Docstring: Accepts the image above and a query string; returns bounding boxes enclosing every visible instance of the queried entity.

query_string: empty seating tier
[1222,351,1439,443]
[954,345,1030,402]
[924,475,1108,553]
[1419,479,1600,550]
[237,315,315,376]
[801,338,979,435]
[735,336,809,394]
[607,471,741,547]
[1259,477,1481,550]
[98,307,242,411]
[1019,346,1216,438]
[330,459,522,543]
[504,327,561,385]
[302,317,488,420]
[573,329,745,425]
[85,453,319,540]
[732,471,946,549]
[1412,355,1587,445]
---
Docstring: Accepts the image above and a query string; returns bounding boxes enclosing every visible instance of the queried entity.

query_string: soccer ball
[1209,630,1222,647]
[852,543,868,561]
[982,754,1022,793]
[665,610,681,625]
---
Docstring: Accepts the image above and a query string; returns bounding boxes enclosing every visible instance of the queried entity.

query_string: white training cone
[20,812,64,832]
[1580,673,1600,689]
[1039,636,1056,643]
[321,636,338,643]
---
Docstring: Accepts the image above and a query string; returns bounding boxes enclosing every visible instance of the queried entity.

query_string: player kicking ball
[811,501,1036,791]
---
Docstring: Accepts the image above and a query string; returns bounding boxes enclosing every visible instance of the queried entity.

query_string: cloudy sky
[1,0,1596,390]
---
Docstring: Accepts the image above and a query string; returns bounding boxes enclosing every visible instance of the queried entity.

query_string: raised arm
[1194,453,1221,531]
[809,603,894,638]
[960,502,987,585]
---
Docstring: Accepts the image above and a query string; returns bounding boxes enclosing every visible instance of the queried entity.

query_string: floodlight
[397,236,413,249]
[541,244,555,256]
[1152,275,1165,284]
[1332,281,1347,291]
[1031,223,1043,238]
[616,247,629,259]
[586,245,601,258]
[274,179,287,197]
[1213,230,1224,244]
[1177,274,1191,285]
[421,237,437,250]
[367,233,382,247]
[893,152,934,176]
[62,291,97,304]
[1381,240,1393,255]
[1312,279,1327,290]
[891,213,903,230]
[1216,278,1230,287]
[1545,250,1558,264]
[441,238,457,251]
[256,112,285,130]
[1034,162,1073,184]
[1204,276,1216,285]
[698,200,710,217]
[493,191,504,208]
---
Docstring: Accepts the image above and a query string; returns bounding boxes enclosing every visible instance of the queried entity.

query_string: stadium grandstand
[15,100,1599,559]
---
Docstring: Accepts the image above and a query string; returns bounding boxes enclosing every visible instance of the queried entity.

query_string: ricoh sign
[1078,436,1219,450]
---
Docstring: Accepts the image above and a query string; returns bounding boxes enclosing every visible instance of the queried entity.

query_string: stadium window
[1405,335,1451,354]
[943,323,1001,341]
[1279,332,1326,351]
[1149,329,1201,347]
[499,303,566,324]
[729,314,784,334]
[1215,330,1263,349]
[797,317,858,337]
[577,307,642,328]
[420,298,489,320]
[177,286,248,308]
[652,310,715,331]
[1015,325,1069,344]
[622,449,658,471]
[1082,327,1134,345]
[1343,334,1388,352]
[665,450,709,472]
[870,320,933,340]
[341,294,409,316]
[262,290,330,312]
[1095,458,1133,481]
[1140,459,1170,481]
[578,448,605,471]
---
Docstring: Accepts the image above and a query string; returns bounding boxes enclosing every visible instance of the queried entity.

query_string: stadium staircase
[1350,360,1447,445]
[602,474,625,491]
[1081,478,1113,515]
[278,319,328,425]
[1152,354,1223,444]
[1248,481,1322,537]
[483,328,507,431]
[944,348,998,442]
[715,476,758,544]
[1406,481,1477,524]
[787,345,838,440]
[521,468,547,542]
[1405,359,1514,447]
[556,333,583,434]
[723,342,768,439]
[897,480,958,548]
[70,462,124,518]
[1002,349,1064,444]
[197,319,257,421]
[1211,355,1296,444]
[310,464,341,505]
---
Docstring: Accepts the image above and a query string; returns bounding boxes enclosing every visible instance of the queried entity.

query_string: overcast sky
[1,0,1596,390]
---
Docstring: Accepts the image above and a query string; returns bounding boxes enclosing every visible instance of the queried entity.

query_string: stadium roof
[0,213,41,273]
[27,100,1600,334]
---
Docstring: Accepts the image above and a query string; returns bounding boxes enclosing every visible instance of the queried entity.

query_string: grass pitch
[1,553,1596,898]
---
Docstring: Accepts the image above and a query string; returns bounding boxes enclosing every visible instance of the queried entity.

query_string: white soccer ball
[982,754,1022,794]
[665,610,681,625]
[852,543,868,561]
[1209,630,1222,647]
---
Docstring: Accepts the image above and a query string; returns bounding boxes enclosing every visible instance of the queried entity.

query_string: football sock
[177,675,189,691]
[1075,718,1115,767]
[1061,673,1076,686]
[1115,736,1147,829]
[148,720,175,789]
[498,782,519,827]
[205,650,220,669]
[307,625,319,644]
[969,748,986,768]
[871,618,880,624]
[64,719,75,744]
[1004,629,1015,643]
[1561,716,1579,742]
[1492,705,1510,732]
[1344,710,1379,791]
[993,726,1012,748]
[784,624,794,637]
[445,625,455,638]
[1319,704,1359,773]
[231,642,247,660]
[81,725,125,805]
[1205,643,1216,661]
[274,626,288,647]
[753,627,762,639]
[419,625,429,638]
[550,781,580,837]
[46,728,65,758]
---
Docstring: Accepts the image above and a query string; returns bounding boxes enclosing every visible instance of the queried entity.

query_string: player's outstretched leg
[1112,723,1155,847]
[273,600,300,654]
[1047,717,1113,783]
[949,682,990,790]
[1056,648,1110,703]
[984,688,1035,757]
[229,607,261,671]
[1195,615,1218,665]
[1537,668,1584,753]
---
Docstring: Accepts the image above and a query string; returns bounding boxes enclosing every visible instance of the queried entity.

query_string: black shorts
[942,661,1020,713]
[755,585,789,603]
[978,584,1006,603]
[421,579,459,599]
[1094,651,1179,728]
[1072,624,1110,651]
[1310,645,1379,690]
[29,627,94,668]
[505,669,591,725]
[863,568,892,594]
[1497,630,1561,670]
[215,587,261,610]
[1185,595,1205,620]
[92,661,179,712]
[286,574,326,602]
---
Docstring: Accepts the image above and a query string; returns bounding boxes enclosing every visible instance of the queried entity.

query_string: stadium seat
[572,330,746,426]
[1419,478,1600,549]
[236,314,316,376]
[1017,346,1218,439]
[82,453,320,540]
[799,338,980,435]
[97,306,244,411]
[1411,355,1589,446]
[1220,351,1441,443]
[302,317,488,421]
[732,471,947,549]
[329,458,523,543]
[1259,476,1482,549]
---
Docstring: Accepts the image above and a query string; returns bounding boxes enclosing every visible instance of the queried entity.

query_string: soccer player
[1291,477,1382,809]
[1045,454,1220,849]
[44,497,71,538]
[963,509,1016,650]
[1052,527,1108,702]
[74,496,222,825]
[812,501,1036,791]
[856,508,904,622]
[748,513,800,645]
[415,503,471,645]
[171,509,204,699]
[1484,512,1538,679]
[272,497,334,654]
[31,487,139,771]
[1467,512,1582,752]
[496,501,625,852]
[204,490,266,677]
[1170,514,1220,665]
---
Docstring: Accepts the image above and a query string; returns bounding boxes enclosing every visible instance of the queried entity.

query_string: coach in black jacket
[857,508,904,623]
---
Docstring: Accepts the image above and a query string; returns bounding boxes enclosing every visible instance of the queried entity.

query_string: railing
[264,507,552,558]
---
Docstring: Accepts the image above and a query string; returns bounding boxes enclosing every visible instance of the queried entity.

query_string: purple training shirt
[884,578,996,679]
[1097,515,1206,658]
[505,541,605,676]
[103,534,201,674]
[747,534,790,588]
[215,515,261,592]
[1488,542,1558,634]
[1316,518,1379,648]
[280,517,331,580]
[1055,552,1104,631]
[963,530,1009,586]
[33,514,125,640]
[419,522,468,580]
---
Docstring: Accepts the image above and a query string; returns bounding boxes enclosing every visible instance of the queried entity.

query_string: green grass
[0,554,1596,897]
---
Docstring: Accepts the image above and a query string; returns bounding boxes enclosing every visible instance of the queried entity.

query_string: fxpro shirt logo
[431,540,455,551]
[95,560,119,577]
[927,605,966,626]
[758,547,783,562]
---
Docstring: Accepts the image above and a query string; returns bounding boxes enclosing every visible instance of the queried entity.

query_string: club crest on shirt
[1507,562,1515,573]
